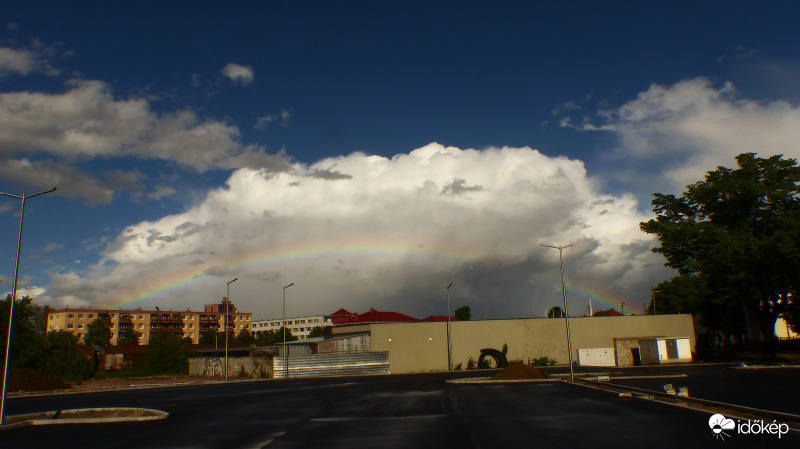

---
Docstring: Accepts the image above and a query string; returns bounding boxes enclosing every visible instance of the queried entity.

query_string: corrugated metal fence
[273,351,389,378]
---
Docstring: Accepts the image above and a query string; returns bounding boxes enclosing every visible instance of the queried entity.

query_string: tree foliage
[254,327,297,345]
[144,330,190,374]
[1,295,91,380]
[308,326,324,338]
[454,306,471,321]
[45,330,93,380]
[84,319,112,347]
[1,295,50,371]
[118,326,142,345]
[547,306,565,318]
[640,153,800,352]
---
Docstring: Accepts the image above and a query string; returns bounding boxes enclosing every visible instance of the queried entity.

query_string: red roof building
[593,309,623,317]
[331,308,459,325]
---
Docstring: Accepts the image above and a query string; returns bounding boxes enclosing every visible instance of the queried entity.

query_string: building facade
[251,315,332,340]
[47,300,252,345]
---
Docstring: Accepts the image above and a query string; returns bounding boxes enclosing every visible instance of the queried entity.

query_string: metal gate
[273,351,389,378]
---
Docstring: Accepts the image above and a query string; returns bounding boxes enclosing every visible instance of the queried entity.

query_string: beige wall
[367,314,696,374]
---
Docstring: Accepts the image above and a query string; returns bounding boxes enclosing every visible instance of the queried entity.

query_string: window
[77,324,84,329]
[67,324,73,329]
[68,313,74,318]
[138,324,143,329]
[189,324,193,329]
[78,314,84,318]
[138,315,143,320]
[111,313,116,318]
[88,313,94,318]
[111,324,115,329]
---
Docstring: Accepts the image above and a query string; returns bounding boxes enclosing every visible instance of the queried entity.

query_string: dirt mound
[5,369,71,392]
[492,364,550,380]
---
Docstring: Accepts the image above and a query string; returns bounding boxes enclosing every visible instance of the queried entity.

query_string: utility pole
[1,187,57,425]
[225,278,237,382]
[541,242,578,382]
[651,288,660,314]
[446,282,453,371]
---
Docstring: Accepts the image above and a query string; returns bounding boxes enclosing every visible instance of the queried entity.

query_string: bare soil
[5,369,233,396]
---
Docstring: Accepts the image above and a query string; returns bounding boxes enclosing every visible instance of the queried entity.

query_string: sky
[1,1,799,321]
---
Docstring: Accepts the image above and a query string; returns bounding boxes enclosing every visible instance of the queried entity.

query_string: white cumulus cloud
[221,63,254,85]
[558,77,800,195]
[39,143,665,319]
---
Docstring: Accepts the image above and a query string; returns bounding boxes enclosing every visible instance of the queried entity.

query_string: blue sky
[2,1,799,320]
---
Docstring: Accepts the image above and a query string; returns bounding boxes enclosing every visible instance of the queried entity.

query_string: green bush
[531,356,557,366]
[144,331,190,375]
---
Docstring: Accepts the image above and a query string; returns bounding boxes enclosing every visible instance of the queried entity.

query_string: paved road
[587,365,800,415]
[4,370,798,449]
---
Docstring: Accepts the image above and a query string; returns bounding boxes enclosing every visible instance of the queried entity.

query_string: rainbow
[112,242,504,309]
[112,242,640,314]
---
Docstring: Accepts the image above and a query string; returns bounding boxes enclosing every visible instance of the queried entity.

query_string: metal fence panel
[273,351,389,378]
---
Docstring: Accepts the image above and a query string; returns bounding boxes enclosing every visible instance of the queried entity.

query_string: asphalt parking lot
[3,365,799,448]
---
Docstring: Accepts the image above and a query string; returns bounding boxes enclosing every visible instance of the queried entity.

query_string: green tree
[84,319,112,347]
[233,328,254,345]
[308,326,324,338]
[254,327,297,345]
[640,153,800,353]
[0,295,49,372]
[547,306,565,318]
[144,330,190,374]
[454,306,471,321]
[44,330,92,381]
[199,330,221,345]
[118,326,142,345]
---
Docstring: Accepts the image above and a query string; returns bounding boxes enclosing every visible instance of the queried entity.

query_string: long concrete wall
[367,314,695,374]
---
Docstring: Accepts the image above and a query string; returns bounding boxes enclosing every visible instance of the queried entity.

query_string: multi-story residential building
[47,300,252,345]
[251,314,332,340]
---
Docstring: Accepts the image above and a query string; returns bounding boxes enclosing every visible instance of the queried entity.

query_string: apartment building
[47,300,252,345]
[251,314,332,340]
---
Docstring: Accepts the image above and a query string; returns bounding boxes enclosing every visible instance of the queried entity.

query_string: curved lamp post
[225,277,237,381]
[1,187,57,425]
[283,282,294,379]
[541,242,578,382]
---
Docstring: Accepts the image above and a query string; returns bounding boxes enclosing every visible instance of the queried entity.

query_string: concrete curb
[0,407,169,429]
[570,378,800,432]
[446,376,561,384]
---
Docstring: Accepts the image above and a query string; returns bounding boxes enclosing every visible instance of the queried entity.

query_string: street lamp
[225,277,237,382]
[1,187,57,425]
[283,282,294,379]
[446,282,453,371]
[541,242,578,382]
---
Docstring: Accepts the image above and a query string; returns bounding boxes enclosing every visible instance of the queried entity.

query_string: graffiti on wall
[203,357,223,376]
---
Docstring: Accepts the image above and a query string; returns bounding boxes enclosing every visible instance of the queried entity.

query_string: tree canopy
[84,319,112,347]
[454,306,471,321]
[547,306,565,318]
[640,153,800,352]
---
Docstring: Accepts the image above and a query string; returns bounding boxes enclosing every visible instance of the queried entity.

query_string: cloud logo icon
[709,413,735,440]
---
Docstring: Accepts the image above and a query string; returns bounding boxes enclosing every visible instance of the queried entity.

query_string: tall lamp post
[1,187,57,425]
[283,282,294,379]
[541,242,578,382]
[446,282,453,371]
[225,277,237,382]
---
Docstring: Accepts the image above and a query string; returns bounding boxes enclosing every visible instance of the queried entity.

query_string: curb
[0,407,169,430]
